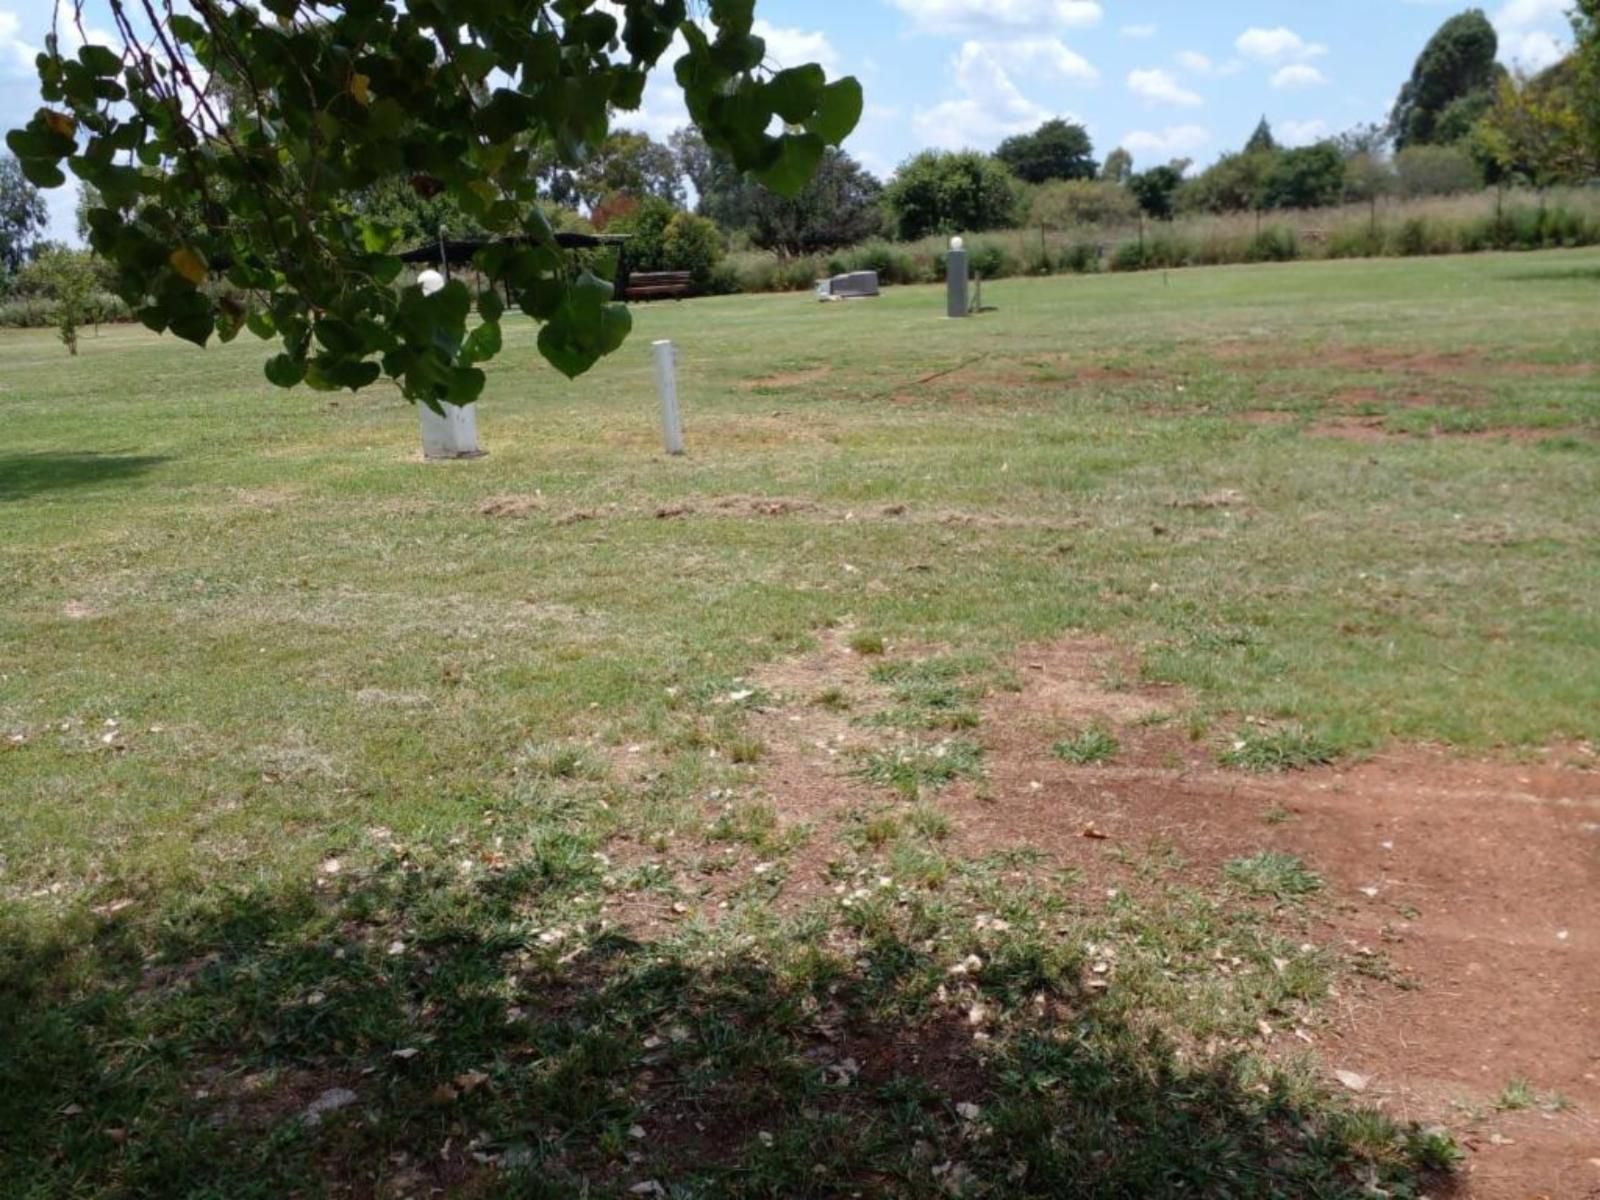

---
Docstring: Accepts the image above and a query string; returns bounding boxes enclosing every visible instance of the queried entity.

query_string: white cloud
[1492,0,1572,70]
[1271,64,1328,89]
[911,41,1057,149]
[1175,50,1245,77]
[986,35,1098,84]
[1279,118,1331,146]
[1,9,38,75]
[1120,124,1211,159]
[885,0,1102,37]
[1120,23,1157,38]
[1127,67,1201,108]
[1494,0,1570,28]
[752,19,839,73]
[1235,27,1328,63]
[1502,28,1566,70]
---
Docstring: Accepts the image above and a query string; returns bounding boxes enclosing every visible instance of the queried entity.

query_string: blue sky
[2,1,1580,239]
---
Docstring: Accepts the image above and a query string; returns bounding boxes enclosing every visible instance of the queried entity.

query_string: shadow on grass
[0,864,1460,1199]
[1497,265,1600,284]
[0,450,168,502]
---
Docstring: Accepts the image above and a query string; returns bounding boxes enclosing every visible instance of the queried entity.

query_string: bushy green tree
[995,119,1097,184]
[1260,143,1346,209]
[611,196,723,285]
[7,2,859,398]
[1575,0,1600,161]
[680,137,882,253]
[1244,117,1278,155]
[539,129,684,211]
[1177,151,1276,213]
[1128,164,1185,221]
[1475,62,1599,188]
[1101,147,1133,184]
[17,244,98,354]
[883,150,1019,240]
[1390,9,1504,148]
[745,149,883,254]
[1,155,47,278]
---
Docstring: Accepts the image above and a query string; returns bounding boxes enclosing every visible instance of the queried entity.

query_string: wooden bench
[623,270,693,301]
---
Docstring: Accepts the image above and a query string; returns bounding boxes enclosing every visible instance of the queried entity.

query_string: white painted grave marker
[415,268,483,460]
[653,339,685,455]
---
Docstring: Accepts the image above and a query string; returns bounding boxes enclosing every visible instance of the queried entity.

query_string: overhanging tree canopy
[6,0,861,405]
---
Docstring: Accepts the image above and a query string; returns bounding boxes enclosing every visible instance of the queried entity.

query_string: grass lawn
[1,249,1596,1197]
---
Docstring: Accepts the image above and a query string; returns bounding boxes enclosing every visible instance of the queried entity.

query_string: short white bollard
[415,268,483,460]
[653,339,685,456]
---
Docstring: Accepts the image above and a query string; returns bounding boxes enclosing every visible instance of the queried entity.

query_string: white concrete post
[653,339,685,456]
[415,268,483,460]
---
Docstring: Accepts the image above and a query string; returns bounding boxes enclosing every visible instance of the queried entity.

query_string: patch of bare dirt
[739,366,833,391]
[1212,342,1595,384]
[1311,416,1393,442]
[738,631,1600,1199]
[478,493,544,519]
[1310,418,1593,445]
[1239,409,1296,426]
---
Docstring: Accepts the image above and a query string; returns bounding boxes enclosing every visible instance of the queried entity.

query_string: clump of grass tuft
[855,739,985,799]
[1219,725,1339,772]
[1493,1077,1535,1111]
[848,631,886,656]
[868,656,987,731]
[1052,726,1120,765]
[812,686,851,711]
[520,742,608,781]
[1492,1076,1568,1113]
[1224,850,1324,900]
[723,735,766,765]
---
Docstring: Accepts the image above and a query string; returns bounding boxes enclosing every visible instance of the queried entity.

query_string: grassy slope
[0,249,1595,1196]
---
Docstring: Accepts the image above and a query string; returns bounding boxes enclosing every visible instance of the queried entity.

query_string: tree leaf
[767,65,825,124]
[807,78,863,145]
[169,247,207,286]
[264,353,305,388]
[755,133,825,197]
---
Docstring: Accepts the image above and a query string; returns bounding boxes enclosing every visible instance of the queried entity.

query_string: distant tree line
[4,3,1598,308]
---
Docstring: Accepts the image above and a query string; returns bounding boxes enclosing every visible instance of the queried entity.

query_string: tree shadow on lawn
[0,450,168,502]
[0,865,1459,1199]
[1497,265,1600,284]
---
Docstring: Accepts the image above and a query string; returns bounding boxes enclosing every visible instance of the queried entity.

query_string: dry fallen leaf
[1333,1069,1369,1092]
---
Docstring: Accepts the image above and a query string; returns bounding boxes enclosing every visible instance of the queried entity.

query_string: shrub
[829,240,920,285]
[1026,179,1138,229]
[1059,242,1100,273]
[1327,221,1387,258]
[1109,240,1147,272]
[1394,144,1482,198]
[660,211,724,285]
[1246,226,1298,262]
[965,238,1016,279]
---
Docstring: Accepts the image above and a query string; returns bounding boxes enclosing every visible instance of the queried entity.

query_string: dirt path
[748,633,1600,1199]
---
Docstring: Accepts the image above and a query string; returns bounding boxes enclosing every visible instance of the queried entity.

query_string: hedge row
[722,201,1600,293]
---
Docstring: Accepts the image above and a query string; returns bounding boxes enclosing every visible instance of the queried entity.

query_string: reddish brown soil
[742,632,1600,1200]
[739,366,833,391]
[1210,343,1594,381]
